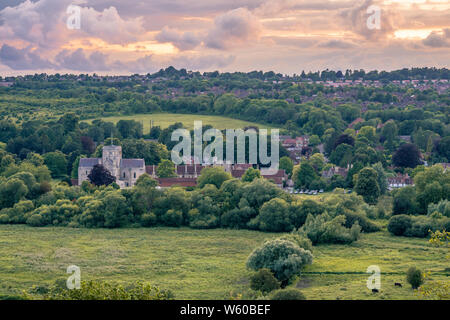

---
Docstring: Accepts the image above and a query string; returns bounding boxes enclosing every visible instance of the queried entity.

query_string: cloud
[338,0,398,41]
[318,40,357,49]
[422,29,450,48]
[55,48,110,71]
[205,7,262,49]
[155,27,201,51]
[79,6,144,44]
[0,0,145,48]
[0,44,54,70]
[169,54,236,70]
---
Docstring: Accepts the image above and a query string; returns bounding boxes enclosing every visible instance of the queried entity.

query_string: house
[78,145,146,188]
[348,118,364,128]
[322,166,349,179]
[387,173,413,189]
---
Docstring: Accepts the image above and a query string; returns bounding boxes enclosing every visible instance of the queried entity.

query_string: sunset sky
[0,0,449,75]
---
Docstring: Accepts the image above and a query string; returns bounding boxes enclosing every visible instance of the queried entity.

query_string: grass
[83,113,277,133]
[0,225,447,300]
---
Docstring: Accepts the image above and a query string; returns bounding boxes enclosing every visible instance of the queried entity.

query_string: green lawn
[0,225,447,300]
[83,113,276,133]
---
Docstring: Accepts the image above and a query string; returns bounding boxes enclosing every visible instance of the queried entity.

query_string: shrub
[25,280,173,300]
[407,267,424,289]
[161,209,183,227]
[249,269,280,294]
[270,288,306,300]
[141,212,157,227]
[277,234,313,252]
[247,239,313,285]
[428,200,450,218]
[299,213,361,245]
[249,198,293,232]
[220,206,255,229]
[387,215,412,236]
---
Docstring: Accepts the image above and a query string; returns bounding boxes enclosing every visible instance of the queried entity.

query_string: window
[123,172,126,178]
[134,172,136,178]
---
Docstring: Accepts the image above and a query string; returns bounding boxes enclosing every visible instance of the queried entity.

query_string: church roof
[79,158,101,167]
[120,159,145,168]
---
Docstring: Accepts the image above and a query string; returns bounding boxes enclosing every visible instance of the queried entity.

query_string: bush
[406,267,424,289]
[25,280,173,300]
[249,269,280,294]
[388,214,449,237]
[270,288,306,300]
[246,239,313,285]
[277,234,313,252]
[249,198,293,232]
[299,213,361,245]
[161,209,183,227]
[141,212,157,227]
[387,215,412,236]
[428,200,450,218]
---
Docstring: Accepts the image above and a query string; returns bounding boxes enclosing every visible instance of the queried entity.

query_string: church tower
[102,145,122,178]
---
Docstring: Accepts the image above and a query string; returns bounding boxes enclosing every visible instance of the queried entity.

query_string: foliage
[25,280,173,300]
[249,269,280,294]
[354,167,380,205]
[246,239,313,285]
[197,167,232,189]
[406,267,424,289]
[269,288,306,300]
[87,164,116,186]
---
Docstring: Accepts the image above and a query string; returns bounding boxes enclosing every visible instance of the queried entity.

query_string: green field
[84,113,276,133]
[0,225,447,300]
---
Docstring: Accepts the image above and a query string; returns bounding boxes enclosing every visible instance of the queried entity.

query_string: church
[78,144,146,188]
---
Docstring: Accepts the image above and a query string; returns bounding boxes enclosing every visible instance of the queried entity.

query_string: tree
[294,162,318,189]
[407,267,424,289]
[371,162,388,195]
[43,152,67,178]
[279,156,293,177]
[355,167,380,205]
[246,239,313,285]
[249,269,280,294]
[197,167,231,189]
[334,134,355,149]
[392,144,421,168]
[156,159,176,178]
[0,178,28,208]
[329,143,353,167]
[249,198,293,232]
[437,136,450,160]
[241,167,261,182]
[393,187,418,215]
[87,164,116,186]
[309,153,325,173]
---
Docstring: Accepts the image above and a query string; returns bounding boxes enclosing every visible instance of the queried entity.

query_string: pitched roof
[158,178,197,187]
[120,159,145,168]
[79,158,101,167]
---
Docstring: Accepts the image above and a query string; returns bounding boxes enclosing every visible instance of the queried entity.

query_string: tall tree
[88,164,116,186]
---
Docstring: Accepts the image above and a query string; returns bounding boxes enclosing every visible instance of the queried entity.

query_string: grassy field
[83,113,276,133]
[0,225,447,300]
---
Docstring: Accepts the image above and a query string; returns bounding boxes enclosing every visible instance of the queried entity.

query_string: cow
[372,289,379,293]
[395,283,402,287]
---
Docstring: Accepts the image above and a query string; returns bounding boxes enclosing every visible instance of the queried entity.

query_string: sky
[0,0,449,76]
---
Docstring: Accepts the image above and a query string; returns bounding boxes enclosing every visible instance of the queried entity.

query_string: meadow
[83,113,277,133]
[0,225,447,300]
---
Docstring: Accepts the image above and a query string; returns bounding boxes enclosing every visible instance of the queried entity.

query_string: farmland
[83,113,277,133]
[0,225,447,300]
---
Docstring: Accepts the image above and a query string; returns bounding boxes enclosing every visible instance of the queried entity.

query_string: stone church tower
[102,145,122,178]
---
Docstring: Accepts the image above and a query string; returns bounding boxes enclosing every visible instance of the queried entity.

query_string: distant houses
[145,163,288,188]
[387,173,413,190]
